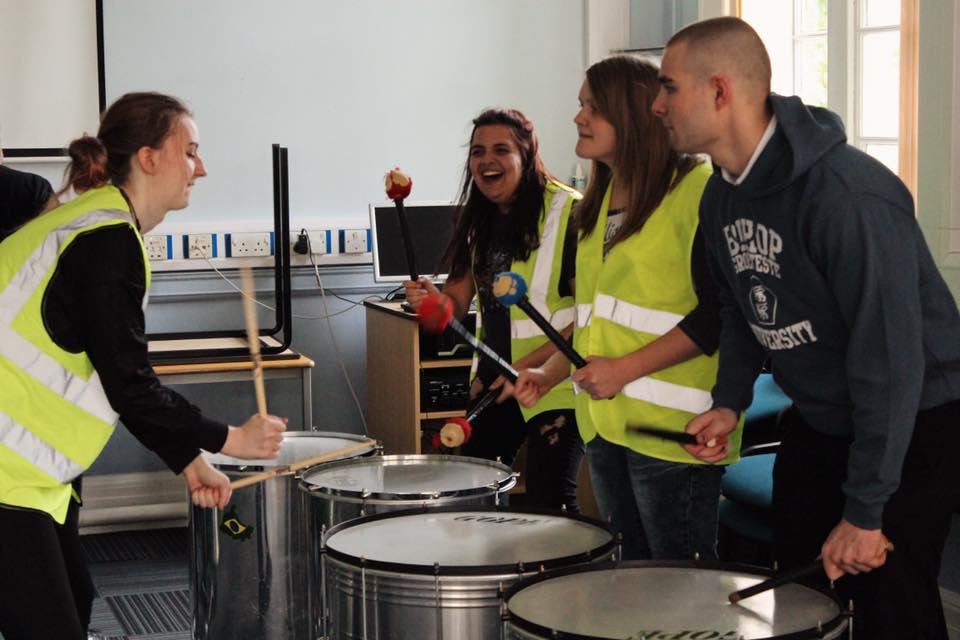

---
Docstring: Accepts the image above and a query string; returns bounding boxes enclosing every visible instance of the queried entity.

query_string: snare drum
[323,506,617,640]
[190,431,378,640]
[502,561,849,639]
[301,454,517,637]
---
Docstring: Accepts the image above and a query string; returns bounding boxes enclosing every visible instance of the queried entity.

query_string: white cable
[310,250,369,433]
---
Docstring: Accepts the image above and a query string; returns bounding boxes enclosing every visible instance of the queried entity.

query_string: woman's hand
[183,455,232,509]
[401,277,440,311]
[570,356,627,400]
[221,414,287,459]
[511,368,551,407]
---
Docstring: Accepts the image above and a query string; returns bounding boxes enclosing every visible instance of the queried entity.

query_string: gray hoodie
[700,94,960,529]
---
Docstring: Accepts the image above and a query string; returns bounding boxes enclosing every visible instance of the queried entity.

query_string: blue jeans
[586,436,725,561]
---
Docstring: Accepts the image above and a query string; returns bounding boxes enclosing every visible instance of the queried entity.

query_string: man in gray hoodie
[653,16,960,638]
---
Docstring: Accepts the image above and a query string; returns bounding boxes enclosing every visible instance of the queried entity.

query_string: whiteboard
[0,0,101,157]
[102,0,586,225]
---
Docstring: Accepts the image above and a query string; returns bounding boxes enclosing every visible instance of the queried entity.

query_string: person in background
[0,128,59,241]
[512,56,735,561]
[0,92,287,640]
[404,108,584,512]
[654,17,960,637]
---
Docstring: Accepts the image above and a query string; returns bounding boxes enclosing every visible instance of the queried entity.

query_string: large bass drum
[190,431,378,640]
[323,506,617,640]
[502,560,850,639]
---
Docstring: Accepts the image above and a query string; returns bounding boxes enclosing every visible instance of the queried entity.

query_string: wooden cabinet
[364,301,471,454]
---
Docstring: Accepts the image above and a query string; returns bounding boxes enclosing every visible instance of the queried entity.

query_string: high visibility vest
[0,185,150,523]
[471,180,580,421]
[573,165,742,464]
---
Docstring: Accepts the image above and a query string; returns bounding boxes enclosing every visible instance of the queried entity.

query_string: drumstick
[627,424,720,448]
[417,294,518,382]
[229,439,378,489]
[240,267,268,418]
[493,271,587,368]
[728,542,895,604]
[438,387,498,448]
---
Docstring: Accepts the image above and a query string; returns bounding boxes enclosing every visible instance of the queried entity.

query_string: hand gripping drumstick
[728,542,896,604]
[385,168,418,280]
[436,387,500,448]
[417,294,518,383]
[493,271,587,369]
[240,267,268,417]
[228,439,378,490]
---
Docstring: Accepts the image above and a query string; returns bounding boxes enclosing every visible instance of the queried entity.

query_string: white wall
[101,0,585,227]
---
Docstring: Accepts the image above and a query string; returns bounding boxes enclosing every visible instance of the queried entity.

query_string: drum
[502,561,849,639]
[190,431,379,640]
[300,454,517,638]
[323,506,617,640]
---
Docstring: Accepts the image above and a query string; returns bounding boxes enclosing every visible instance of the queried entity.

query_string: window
[741,0,906,176]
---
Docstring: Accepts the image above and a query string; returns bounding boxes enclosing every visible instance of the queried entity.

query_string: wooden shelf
[420,410,467,420]
[421,358,472,369]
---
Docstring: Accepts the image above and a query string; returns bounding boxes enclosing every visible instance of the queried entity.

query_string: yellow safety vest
[573,165,742,464]
[472,180,581,421]
[0,185,150,522]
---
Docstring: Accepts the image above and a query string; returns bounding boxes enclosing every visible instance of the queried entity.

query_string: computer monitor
[369,201,457,283]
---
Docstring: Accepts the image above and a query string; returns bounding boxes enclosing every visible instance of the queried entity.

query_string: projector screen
[101,0,585,226]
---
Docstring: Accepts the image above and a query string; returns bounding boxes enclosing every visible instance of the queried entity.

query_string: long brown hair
[441,108,555,279]
[60,92,191,196]
[576,56,700,246]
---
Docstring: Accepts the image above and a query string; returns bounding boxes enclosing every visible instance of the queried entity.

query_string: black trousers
[461,396,584,512]
[773,401,960,639]
[0,479,94,640]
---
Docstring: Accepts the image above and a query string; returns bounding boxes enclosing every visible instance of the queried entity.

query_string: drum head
[204,431,374,471]
[300,454,515,499]
[325,508,614,574]
[506,563,846,639]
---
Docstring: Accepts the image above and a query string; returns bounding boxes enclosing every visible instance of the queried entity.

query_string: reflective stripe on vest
[0,186,143,519]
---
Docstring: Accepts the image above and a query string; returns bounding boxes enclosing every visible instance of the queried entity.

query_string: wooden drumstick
[228,439,378,490]
[240,267,268,418]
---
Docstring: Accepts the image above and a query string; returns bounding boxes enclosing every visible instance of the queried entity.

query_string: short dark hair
[667,17,771,97]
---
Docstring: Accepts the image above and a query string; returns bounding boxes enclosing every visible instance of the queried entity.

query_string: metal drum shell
[501,560,850,640]
[323,506,617,640]
[300,454,518,638]
[190,431,379,640]
[299,454,519,530]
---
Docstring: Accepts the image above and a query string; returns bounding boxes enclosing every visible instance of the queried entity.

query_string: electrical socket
[226,232,273,257]
[291,229,332,255]
[183,233,217,259]
[339,228,371,254]
[144,235,172,261]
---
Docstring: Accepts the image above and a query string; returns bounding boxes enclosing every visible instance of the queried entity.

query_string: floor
[84,528,191,640]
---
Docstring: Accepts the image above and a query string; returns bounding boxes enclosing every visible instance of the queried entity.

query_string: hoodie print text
[724,218,819,351]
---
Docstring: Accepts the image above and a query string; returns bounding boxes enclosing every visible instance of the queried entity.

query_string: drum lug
[693,551,700,563]
[360,557,369,640]
[434,562,443,640]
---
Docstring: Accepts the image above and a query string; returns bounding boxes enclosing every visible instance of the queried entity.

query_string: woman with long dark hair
[0,92,286,639]
[513,56,739,561]
[404,108,583,512]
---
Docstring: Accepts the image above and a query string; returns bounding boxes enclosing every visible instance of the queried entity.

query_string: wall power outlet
[183,234,217,259]
[339,228,371,254]
[226,232,274,257]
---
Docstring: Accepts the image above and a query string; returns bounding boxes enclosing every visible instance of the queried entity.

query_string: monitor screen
[369,201,457,283]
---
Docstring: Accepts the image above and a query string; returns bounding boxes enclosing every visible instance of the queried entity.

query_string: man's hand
[571,356,626,400]
[221,414,287,459]
[511,368,551,408]
[821,519,892,580]
[682,407,737,462]
[183,455,232,509]
[401,277,440,311]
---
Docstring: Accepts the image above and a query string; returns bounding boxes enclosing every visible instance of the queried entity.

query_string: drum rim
[501,559,850,640]
[323,505,617,577]
[205,431,378,472]
[298,453,519,500]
